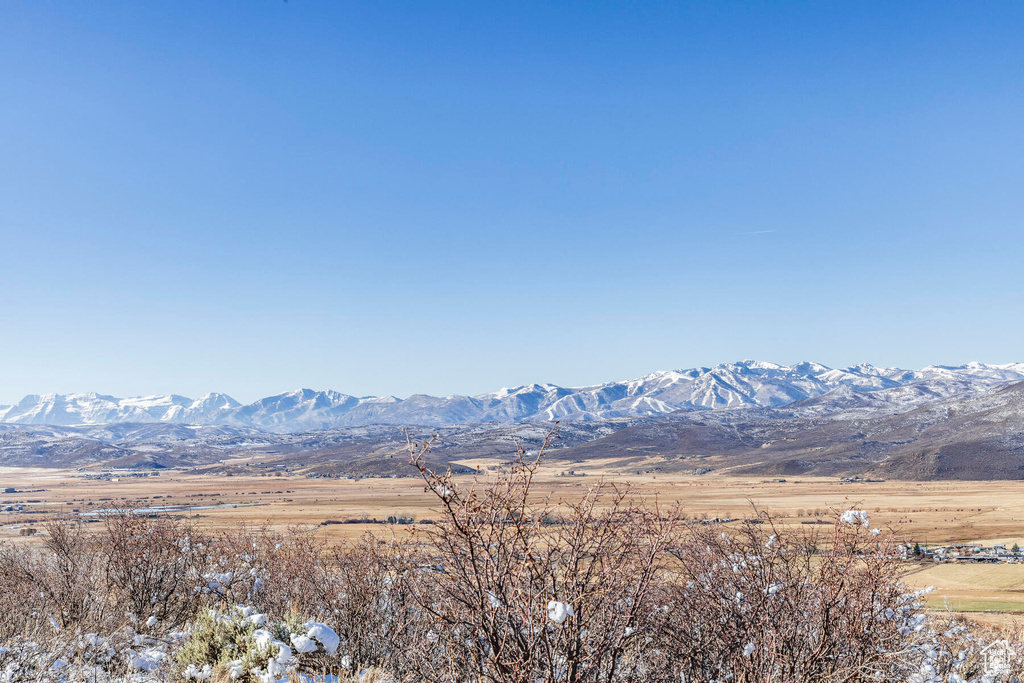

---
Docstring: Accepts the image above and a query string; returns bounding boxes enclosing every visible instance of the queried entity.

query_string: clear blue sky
[2,2,1023,404]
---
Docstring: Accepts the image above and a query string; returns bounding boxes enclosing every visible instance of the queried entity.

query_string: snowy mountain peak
[3,361,1022,432]
[732,360,788,371]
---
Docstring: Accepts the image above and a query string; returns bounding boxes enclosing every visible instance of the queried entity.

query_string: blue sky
[2,2,1023,403]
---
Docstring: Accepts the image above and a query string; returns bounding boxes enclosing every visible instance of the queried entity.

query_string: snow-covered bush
[841,508,871,528]
[0,614,179,682]
[173,606,345,683]
[174,607,264,681]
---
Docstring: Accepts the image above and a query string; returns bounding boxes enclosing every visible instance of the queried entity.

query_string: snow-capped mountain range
[1,361,1022,433]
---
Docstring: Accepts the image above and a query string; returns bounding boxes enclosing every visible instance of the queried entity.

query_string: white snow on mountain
[2,361,1022,432]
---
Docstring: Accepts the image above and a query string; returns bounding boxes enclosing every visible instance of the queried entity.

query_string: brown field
[3,459,1024,626]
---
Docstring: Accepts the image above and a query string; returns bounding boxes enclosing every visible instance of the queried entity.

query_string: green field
[903,564,1024,618]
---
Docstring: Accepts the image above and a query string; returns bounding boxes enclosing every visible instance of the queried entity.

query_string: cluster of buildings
[911,543,1021,564]
[80,470,161,481]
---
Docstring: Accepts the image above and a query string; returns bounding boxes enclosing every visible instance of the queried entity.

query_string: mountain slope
[553,378,1024,480]
[2,361,1022,432]
[3,373,1024,479]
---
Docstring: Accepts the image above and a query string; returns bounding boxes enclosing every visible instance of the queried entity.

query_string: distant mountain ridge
[2,361,1023,433]
[554,376,1024,480]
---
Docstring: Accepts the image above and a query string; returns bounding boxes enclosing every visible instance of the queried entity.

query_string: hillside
[553,380,1024,480]
[2,363,1023,479]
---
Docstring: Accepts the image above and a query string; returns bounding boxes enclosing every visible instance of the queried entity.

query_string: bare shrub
[657,513,913,682]
[404,426,681,683]
[192,523,423,677]
[0,518,114,638]
[920,614,1024,680]
[40,517,111,629]
[102,510,210,625]
[326,535,422,677]
[228,525,334,620]
[0,539,50,640]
